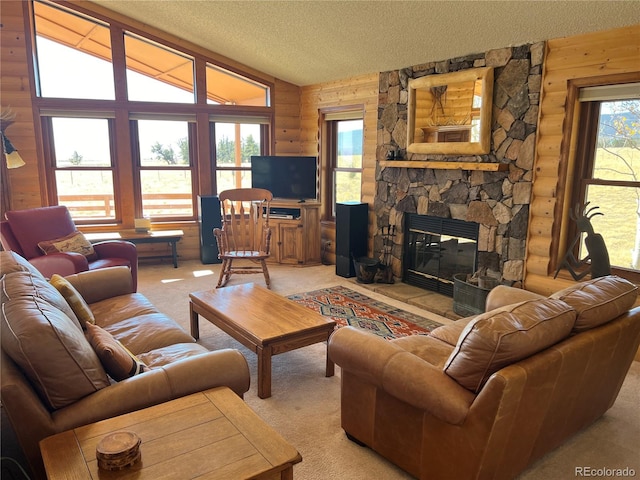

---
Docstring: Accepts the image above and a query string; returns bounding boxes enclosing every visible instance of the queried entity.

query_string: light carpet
[137,260,640,480]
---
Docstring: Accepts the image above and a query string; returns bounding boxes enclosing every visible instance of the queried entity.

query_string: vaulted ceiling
[90,1,640,86]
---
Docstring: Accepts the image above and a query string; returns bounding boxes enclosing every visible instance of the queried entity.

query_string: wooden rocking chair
[213,188,273,288]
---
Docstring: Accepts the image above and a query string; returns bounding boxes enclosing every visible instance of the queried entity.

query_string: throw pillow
[85,323,147,381]
[49,274,95,327]
[38,230,98,261]
[550,275,638,333]
[443,298,576,393]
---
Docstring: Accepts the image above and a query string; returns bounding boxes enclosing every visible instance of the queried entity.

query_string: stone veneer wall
[375,42,545,283]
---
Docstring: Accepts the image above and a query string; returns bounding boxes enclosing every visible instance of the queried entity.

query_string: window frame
[30,0,276,227]
[561,76,640,283]
[322,109,364,220]
[211,121,271,194]
[130,119,198,221]
[42,114,121,224]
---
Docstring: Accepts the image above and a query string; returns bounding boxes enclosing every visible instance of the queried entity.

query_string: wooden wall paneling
[0,0,42,212]
[320,220,336,265]
[273,79,301,155]
[300,73,378,255]
[524,24,640,293]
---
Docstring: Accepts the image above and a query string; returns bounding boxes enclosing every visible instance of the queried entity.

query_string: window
[45,117,116,221]
[324,114,363,218]
[124,32,195,103]
[31,0,274,225]
[214,122,265,193]
[206,64,270,106]
[33,1,115,99]
[571,85,640,276]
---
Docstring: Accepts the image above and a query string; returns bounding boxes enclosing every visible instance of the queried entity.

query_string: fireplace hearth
[404,215,479,297]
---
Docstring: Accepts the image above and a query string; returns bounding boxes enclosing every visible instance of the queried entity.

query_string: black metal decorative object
[554,203,611,280]
[377,225,396,284]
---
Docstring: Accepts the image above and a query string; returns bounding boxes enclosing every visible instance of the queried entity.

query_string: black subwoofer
[335,202,368,277]
[198,195,222,264]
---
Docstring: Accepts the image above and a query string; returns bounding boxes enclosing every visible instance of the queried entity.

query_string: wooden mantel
[379,160,509,171]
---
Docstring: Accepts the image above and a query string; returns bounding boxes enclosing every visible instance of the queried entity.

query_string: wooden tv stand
[267,201,321,265]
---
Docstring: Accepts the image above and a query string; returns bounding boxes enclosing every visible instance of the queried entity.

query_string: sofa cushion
[429,317,475,347]
[50,274,95,327]
[1,270,82,331]
[85,323,147,381]
[444,299,576,393]
[391,335,455,369]
[1,296,109,409]
[90,293,159,328]
[137,343,210,368]
[103,313,196,355]
[550,275,638,333]
[38,230,98,261]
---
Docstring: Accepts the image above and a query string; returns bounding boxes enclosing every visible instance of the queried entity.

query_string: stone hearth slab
[352,281,462,321]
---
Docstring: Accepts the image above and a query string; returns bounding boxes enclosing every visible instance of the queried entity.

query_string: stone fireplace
[373,42,544,289]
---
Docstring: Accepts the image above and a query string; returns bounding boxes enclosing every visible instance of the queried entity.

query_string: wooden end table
[190,283,336,399]
[84,229,183,268]
[40,387,302,479]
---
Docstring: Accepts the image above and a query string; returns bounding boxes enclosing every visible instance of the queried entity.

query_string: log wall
[1,1,44,213]
[524,24,640,295]
[300,74,379,258]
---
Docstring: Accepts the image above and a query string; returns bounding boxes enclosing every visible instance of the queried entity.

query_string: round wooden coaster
[96,431,141,471]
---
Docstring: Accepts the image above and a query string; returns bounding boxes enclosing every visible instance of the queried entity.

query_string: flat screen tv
[250,155,318,201]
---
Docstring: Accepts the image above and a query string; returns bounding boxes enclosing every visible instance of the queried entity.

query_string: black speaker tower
[335,202,368,277]
[198,195,222,264]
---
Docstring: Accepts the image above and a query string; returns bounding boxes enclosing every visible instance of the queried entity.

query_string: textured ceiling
[89,1,640,86]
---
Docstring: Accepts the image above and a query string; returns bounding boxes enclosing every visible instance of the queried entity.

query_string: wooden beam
[379,160,509,171]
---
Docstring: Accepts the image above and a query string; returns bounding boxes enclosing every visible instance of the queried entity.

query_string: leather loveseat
[0,251,250,479]
[329,275,640,480]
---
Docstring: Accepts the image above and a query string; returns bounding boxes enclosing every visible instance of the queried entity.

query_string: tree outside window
[574,98,640,273]
[327,118,363,218]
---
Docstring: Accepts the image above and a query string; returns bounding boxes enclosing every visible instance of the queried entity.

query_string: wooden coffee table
[40,387,302,479]
[190,283,336,399]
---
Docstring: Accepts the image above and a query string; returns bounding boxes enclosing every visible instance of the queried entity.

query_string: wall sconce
[1,132,26,169]
[1,108,26,169]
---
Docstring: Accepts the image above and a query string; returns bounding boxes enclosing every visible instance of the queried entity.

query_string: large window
[45,117,116,221]
[214,122,265,193]
[124,32,195,104]
[324,115,363,218]
[571,86,640,276]
[31,0,273,225]
[133,119,195,218]
[33,1,115,99]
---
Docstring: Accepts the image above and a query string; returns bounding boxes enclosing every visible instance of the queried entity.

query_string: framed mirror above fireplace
[407,67,494,155]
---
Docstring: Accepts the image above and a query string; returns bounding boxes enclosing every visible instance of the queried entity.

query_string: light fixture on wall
[1,108,26,169]
[1,132,25,169]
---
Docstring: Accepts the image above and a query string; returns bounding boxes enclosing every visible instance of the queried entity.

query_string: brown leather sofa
[329,275,640,480]
[0,251,250,479]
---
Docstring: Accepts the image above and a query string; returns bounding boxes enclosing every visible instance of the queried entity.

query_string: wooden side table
[85,230,183,268]
[40,387,302,479]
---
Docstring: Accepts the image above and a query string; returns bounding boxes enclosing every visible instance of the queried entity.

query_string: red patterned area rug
[287,285,442,340]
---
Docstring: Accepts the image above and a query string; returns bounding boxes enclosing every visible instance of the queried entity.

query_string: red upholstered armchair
[0,206,138,291]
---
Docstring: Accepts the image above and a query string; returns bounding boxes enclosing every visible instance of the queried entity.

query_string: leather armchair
[0,206,138,291]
